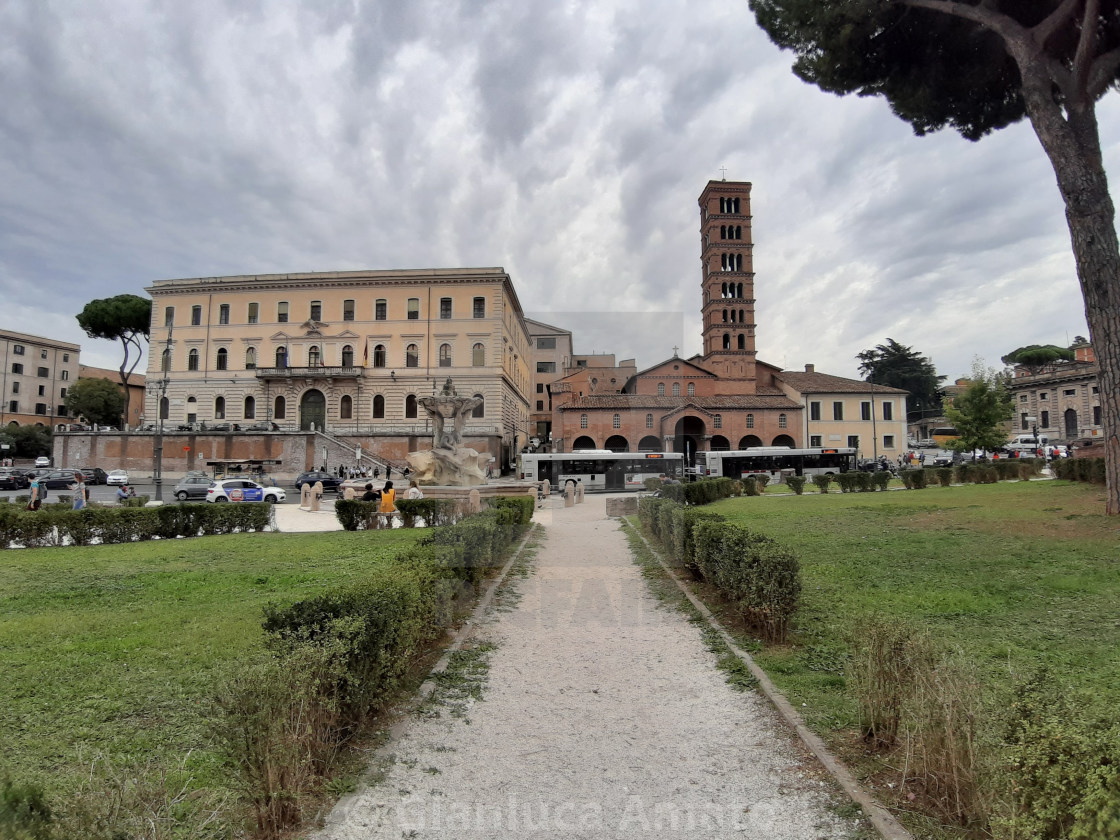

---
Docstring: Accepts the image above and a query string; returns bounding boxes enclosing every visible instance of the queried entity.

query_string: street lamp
[1025,415,1040,458]
[153,328,172,502]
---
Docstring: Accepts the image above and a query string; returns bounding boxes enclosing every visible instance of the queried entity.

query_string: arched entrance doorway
[572,435,596,450]
[604,435,629,452]
[738,434,762,448]
[1064,408,1078,438]
[674,416,706,468]
[638,435,661,451]
[300,389,327,431]
[772,434,795,447]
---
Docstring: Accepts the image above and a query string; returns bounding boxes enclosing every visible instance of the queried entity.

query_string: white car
[206,478,285,503]
[34,456,51,467]
[106,469,130,485]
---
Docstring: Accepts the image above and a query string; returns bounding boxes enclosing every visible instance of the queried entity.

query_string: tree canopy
[943,361,1015,454]
[1001,344,1076,373]
[0,425,52,458]
[64,377,126,427]
[76,295,152,429]
[856,338,945,420]
[749,0,1120,513]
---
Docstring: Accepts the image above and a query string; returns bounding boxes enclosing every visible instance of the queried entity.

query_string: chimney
[804,363,815,373]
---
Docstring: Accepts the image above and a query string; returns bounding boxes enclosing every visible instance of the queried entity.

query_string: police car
[205,478,286,503]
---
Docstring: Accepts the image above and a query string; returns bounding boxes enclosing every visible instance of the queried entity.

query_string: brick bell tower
[698,179,757,388]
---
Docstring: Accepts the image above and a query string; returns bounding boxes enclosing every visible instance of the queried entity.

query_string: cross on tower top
[672,345,679,357]
[719,166,727,181]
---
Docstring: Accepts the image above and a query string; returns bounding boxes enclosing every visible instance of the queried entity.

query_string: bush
[741,476,760,496]
[486,495,535,526]
[994,672,1120,840]
[812,474,832,494]
[900,468,928,489]
[834,472,858,493]
[753,474,771,493]
[854,471,874,492]
[786,475,807,495]
[691,520,800,642]
[668,506,726,578]
[848,618,934,749]
[936,467,953,487]
[873,471,892,491]
[0,776,53,840]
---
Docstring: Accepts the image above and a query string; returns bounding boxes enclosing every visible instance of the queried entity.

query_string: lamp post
[1026,415,1039,459]
[153,328,172,502]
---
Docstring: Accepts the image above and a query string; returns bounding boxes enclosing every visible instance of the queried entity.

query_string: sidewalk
[310,495,849,839]
[271,500,345,533]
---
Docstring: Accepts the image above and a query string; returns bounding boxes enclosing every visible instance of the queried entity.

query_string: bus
[930,427,960,446]
[702,447,857,482]
[519,451,685,492]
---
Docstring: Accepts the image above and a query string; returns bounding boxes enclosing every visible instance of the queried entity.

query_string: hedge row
[1052,456,1107,484]
[259,499,532,726]
[335,494,535,531]
[638,496,799,642]
[658,477,740,505]
[0,502,273,548]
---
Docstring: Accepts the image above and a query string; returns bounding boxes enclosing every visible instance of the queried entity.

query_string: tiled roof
[559,394,802,411]
[777,371,908,395]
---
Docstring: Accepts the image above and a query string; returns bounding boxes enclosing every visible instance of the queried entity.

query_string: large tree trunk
[1017,67,1120,513]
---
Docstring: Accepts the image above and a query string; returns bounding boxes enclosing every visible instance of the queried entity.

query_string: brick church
[545,180,908,465]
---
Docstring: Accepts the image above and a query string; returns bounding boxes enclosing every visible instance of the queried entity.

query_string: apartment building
[0,329,81,427]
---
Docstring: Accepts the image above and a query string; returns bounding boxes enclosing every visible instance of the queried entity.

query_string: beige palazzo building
[143,267,532,468]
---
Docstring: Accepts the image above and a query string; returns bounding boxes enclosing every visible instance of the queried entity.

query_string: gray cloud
[0,0,1109,381]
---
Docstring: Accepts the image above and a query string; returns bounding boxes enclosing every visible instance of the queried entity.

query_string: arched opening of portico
[572,435,596,450]
[772,434,795,447]
[638,435,661,451]
[604,435,629,452]
[738,434,762,448]
[710,435,730,450]
[674,416,705,467]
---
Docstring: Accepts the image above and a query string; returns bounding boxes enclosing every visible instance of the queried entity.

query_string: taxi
[205,478,286,504]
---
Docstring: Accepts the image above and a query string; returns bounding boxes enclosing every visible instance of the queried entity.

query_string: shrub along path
[312,495,850,839]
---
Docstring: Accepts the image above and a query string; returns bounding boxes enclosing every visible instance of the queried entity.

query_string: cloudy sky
[2,0,1114,384]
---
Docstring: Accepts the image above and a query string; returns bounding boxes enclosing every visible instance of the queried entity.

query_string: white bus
[702,447,857,482]
[519,451,685,492]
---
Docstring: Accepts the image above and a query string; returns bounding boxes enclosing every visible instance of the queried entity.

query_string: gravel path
[311,495,848,839]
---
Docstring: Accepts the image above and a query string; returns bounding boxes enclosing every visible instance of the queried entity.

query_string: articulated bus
[702,447,857,482]
[519,451,685,492]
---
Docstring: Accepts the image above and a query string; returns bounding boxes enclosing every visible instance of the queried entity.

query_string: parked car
[106,469,130,486]
[64,423,92,432]
[23,467,53,480]
[78,467,109,485]
[293,471,343,493]
[205,422,240,432]
[206,478,285,503]
[173,475,214,501]
[34,456,51,467]
[40,469,82,489]
[0,470,30,490]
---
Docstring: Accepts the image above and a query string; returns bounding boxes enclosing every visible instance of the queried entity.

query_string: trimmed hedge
[691,520,800,642]
[0,502,273,549]
[658,477,739,506]
[1053,456,1107,485]
[260,504,531,724]
[638,496,800,642]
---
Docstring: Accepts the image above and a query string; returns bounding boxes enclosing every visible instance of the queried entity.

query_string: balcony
[255,366,362,380]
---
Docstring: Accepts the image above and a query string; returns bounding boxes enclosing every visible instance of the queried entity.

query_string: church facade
[549,180,908,464]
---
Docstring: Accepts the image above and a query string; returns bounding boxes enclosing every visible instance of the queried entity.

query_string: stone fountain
[406,378,490,486]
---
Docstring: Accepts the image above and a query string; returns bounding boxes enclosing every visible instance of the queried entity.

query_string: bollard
[343,486,356,501]
[575,480,585,503]
[311,481,323,512]
[564,484,574,508]
[300,483,312,508]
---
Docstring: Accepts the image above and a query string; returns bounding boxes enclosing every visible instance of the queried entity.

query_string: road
[0,478,312,506]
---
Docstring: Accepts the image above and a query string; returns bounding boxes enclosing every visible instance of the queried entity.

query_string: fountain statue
[406,378,489,486]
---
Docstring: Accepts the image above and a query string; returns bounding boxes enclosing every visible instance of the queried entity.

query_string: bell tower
[699,179,756,385]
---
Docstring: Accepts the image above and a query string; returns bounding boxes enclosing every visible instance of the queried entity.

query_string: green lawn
[0,530,423,800]
[707,480,1120,732]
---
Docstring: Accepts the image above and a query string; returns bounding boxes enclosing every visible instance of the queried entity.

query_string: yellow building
[0,329,81,428]
[143,268,532,468]
[778,365,909,460]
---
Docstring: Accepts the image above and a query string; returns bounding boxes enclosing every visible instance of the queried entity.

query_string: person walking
[28,476,43,510]
[69,473,87,510]
[385,464,392,480]
[374,465,380,479]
